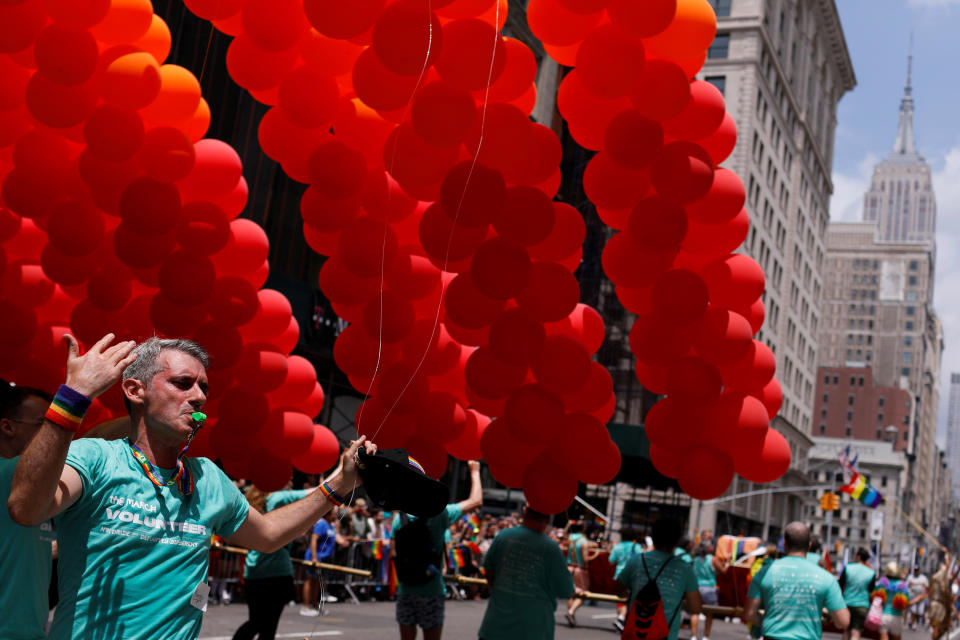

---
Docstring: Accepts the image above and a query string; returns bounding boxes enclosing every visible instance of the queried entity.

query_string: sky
[829,0,960,447]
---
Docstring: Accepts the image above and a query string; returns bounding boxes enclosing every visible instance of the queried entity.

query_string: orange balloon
[183,98,211,142]
[526,0,602,46]
[132,14,172,64]
[142,65,202,126]
[643,0,716,63]
[90,0,154,45]
[100,52,162,110]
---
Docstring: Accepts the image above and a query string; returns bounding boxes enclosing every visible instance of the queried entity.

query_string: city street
[197,597,948,640]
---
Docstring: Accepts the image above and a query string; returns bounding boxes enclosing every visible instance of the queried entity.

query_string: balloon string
[360,0,437,443]
[197,0,222,84]
[365,0,503,445]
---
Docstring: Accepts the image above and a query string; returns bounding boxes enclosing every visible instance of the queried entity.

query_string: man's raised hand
[64,333,137,399]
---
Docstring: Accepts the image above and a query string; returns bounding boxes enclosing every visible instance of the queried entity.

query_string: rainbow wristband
[319,481,344,507]
[44,384,91,432]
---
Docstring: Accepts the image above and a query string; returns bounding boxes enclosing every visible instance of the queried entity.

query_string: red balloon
[100,51,162,110]
[338,216,398,278]
[584,152,652,211]
[578,439,621,484]
[385,251,442,301]
[303,0,384,39]
[501,122,563,187]
[629,60,690,122]
[446,410,488,461]
[158,251,216,307]
[665,356,721,402]
[719,341,777,393]
[481,417,541,474]
[240,289,293,343]
[464,104,534,176]
[642,396,706,451]
[734,427,791,484]
[526,0,602,46]
[119,177,182,235]
[46,200,104,258]
[663,80,726,141]
[262,410,315,458]
[465,345,528,399]
[242,0,307,52]
[402,319,461,376]
[685,168,746,225]
[415,391,468,443]
[700,254,766,309]
[606,0,675,37]
[403,436,449,479]
[209,276,259,327]
[529,203,585,262]
[628,313,694,366]
[604,110,663,169]
[236,345,288,392]
[179,139,242,199]
[681,207,749,258]
[90,0,153,44]
[489,307,545,366]
[434,19,506,90]
[635,360,668,395]
[494,186,556,247]
[486,37,537,102]
[531,334,591,396]
[523,453,578,514]
[278,66,339,129]
[334,324,400,380]
[317,255,378,308]
[749,377,783,420]
[292,425,340,474]
[692,307,753,366]
[411,80,476,147]
[515,262,580,323]
[616,284,653,316]
[650,443,682,479]
[699,112,737,164]
[25,73,98,128]
[351,46,421,112]
[355,397,416,450]
[86,268,132,311]
[2,262,53,308]
[374,360,430,412]
[503,384,564,445]
[371,1,442,75]
[627,195,687,252]
[708,392,770,451]
[650,141,715,205]
[149,292,207,337]
[678,446,734,500]
[444,272,506,329]
[545,412,609,474]
[471,237,531,300]
[556,69,632,151]
[83,105,144,162]
[176,201,230,256]
[419,203,488,269]
[362,290,415,344]
[34,24,98,86]
[734,297,766,335]
[601,232,675,289]
[575,24,645,99]
[563,361,613,413]
[138,124,195,181]
[651,269,708,323]
[70,300,124,347]
[384,122,459,195]
[212,219,270,276]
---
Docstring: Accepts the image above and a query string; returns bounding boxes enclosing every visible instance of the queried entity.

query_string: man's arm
[829,607,851,629]
[9,334,137,526]
[743,597,763,627]
[309,532,319,563]
[456,460,483,513]
[584,539,601,562]
[227,438,375,553]
[683,588,703,614]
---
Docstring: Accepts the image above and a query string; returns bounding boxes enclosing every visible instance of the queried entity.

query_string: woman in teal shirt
[875,562,910,640]
[691,543,727,640]
[232,485,311,640]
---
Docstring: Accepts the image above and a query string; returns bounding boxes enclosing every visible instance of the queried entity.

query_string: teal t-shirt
[609,541,642,582]
[51,438,250,640]
[746,555,847,640]
[674,546,693,563]
[620,550,699,640]
[694,554,717,588]
[878,577,910,616]
[391,503,463,597]
[1,456,55,640]
[567,532,586,565]
[478,525,575,640]
[806,552,822,565]
[842,562,876,608]
[244,489,310,580]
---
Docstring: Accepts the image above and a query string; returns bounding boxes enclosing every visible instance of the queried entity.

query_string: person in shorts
[877,562,910,640]
[839,547,875,640]
[906,565,929,630]
[691,541,728,640]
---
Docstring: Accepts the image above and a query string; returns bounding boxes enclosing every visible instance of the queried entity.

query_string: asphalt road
[197,597,949,640]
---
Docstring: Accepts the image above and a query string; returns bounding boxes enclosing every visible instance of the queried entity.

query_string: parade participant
[674,537,693,563]
[609,527,644,632]
[390,459,482,640]
[1,384,55,640]
[691,541,728,640]
[232,483,311,640]
[8,335,376,640]
[743,522,849,640]
[906,565,930,631]
[839,548,876,640]
[564,520,600,627]
[302,508,347,614]
[807,536,829,569]
[478,506,575,640]
[876,562,911,640]
[617,518,701,640]
[927,560,956,640]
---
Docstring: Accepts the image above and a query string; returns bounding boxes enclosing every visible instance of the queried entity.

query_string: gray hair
[122,337,209,385]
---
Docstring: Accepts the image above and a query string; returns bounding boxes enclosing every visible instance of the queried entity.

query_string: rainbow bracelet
[319,481,344,507]
[45,384,91,432]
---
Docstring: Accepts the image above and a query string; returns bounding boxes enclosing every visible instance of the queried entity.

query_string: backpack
[622,555,680,640]
[393,513,443,585]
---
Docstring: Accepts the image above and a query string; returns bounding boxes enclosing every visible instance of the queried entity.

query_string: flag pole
[885,498,949,558]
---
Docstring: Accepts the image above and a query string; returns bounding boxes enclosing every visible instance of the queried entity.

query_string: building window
[906,290,917,301]
[845,425,851,436]
[908,275,917,285]
[902,367,911,377]
[881,476,887,488]
[909,260,918,270]
[820,424,826,434]
[877,413,884,423]
[906,321,914,331]
[833,375,838,384]
[704,75,726,95]
[824,374,830,385]
[707,0,732,17]
[903,352,912,363]
[708,33,730,59]
[859,377,864,386]
[879,397,885,407]
[821,408,827,418]
[823,393,829,403]
[906,306,915,316]
[905,336,913,346]
[876,429,882,439]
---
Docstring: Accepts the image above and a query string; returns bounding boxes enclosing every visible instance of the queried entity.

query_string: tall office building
[684,0,856,538]
[818,50,943,531]
[947,374,960,501]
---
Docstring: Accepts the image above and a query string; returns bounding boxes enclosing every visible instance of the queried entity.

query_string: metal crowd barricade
[207,542,246,604]
[337,539,392,603]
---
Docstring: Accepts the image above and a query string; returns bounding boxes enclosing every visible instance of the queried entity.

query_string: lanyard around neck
[128,412,206,496]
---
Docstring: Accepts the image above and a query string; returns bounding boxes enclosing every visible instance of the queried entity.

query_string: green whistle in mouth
[191,412,207,424]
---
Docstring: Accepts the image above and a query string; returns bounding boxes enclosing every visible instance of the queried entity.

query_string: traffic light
[820,492,839,511]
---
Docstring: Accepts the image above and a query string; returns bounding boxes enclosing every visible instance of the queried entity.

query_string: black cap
[358,447,448,519]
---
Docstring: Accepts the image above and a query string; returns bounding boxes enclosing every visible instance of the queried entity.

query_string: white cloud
[829,153,878,222]
[933,146,960,444]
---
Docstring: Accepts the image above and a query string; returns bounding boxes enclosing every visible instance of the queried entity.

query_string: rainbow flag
[464,540,481,555]
[464,514,480,533]
[372,539,384,560]
[450,548,465,568]
[840,471,883,508]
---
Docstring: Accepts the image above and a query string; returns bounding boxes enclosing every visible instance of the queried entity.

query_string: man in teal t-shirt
[609,528,643,632]
[618,519,701,640]
[391,460,482,640]
[839,548,876,640]
[745,522,850,640]
[0,385,55,640]
[8,335,375,640]
[478,507,574,640]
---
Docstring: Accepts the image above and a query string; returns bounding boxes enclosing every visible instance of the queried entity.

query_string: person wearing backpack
[477,506,575,640]
[743,522,850,640]
[390,460,482,640]
[839,548,876,640]
[616,518,702,640]
[609,527,643,632]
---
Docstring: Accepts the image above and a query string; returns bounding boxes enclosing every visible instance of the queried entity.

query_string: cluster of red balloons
[0,0,339,490]
[180,0,621,513]
[535,0,791,499]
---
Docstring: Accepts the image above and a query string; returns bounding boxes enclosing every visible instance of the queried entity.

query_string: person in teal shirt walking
[691,542,728,640]
[609,527,644,632]
[744,522,850,640]
[0,384,55,640]
[8,335,377,640]
[839,548,876,640]
[876,562,911,640]
[232,485,312,640]
[478,506,575,640]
